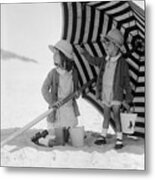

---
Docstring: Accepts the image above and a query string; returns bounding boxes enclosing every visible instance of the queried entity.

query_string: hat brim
[48,45,57,53]
[48,44,74,60]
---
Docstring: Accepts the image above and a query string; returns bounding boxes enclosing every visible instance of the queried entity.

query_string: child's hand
[122,101,131,113]
[53,101,63,109]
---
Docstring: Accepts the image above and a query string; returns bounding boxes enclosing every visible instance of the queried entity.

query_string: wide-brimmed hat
[48,40,73,60]
[100,29,124,48]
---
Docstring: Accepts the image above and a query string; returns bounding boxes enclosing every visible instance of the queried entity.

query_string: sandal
[31,130,49,144]
[94,135,106,145]
[114,139,124,149]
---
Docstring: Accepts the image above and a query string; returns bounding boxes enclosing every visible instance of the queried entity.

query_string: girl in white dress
[39,40,80,146]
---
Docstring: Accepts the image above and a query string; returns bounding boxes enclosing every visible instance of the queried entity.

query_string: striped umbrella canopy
[61,1,145,138]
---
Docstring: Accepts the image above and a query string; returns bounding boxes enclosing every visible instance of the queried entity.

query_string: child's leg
[101,104,111,137]
[46,111,57,136]
[112,105,123,149]
[94,104,110,145]
[47,118,55,136]
[112,105,122,132]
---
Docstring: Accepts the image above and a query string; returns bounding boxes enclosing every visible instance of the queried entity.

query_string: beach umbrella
[61,1,145,137]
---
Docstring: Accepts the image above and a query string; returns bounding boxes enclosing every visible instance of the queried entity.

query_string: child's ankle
[101,128,108,137]
[116,132,123,140]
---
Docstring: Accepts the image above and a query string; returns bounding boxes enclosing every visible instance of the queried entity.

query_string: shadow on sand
[1,128,144,155]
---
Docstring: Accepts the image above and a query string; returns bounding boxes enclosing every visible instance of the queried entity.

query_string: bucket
[120,113,137,134]
[70,126,85,147]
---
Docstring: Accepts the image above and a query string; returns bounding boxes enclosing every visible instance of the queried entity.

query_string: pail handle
[121,102,135,113]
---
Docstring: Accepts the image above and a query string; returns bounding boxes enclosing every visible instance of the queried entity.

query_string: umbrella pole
[1,79,94,147]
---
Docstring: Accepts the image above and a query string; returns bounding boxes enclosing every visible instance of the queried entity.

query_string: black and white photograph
[1,0,145,170]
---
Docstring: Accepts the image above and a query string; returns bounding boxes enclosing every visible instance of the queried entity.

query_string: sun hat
[100,29,124,48]
[48,40,73,60]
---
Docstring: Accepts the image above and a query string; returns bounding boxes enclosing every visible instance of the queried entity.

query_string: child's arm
[41,69,55,106]
[80,48,103,67]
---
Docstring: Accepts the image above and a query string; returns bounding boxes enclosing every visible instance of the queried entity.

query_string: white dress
[53,69,78,128]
